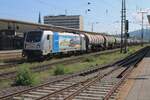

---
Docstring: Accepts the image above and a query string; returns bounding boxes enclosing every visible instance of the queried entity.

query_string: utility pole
[91,22,99,32]
[91,23,94,32]
[121,0,126,53]
[38,12,41,24]
[124,20,129,53]
[138,10,147,46]
[65,9,68,15]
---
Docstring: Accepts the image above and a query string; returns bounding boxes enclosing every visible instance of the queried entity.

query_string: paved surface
[0,50,22,54]
[126,51,150,100]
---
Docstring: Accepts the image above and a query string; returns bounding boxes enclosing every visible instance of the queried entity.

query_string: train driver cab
[23,30,53,58]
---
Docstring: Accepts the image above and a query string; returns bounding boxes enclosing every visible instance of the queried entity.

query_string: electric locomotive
[23,30,86,59]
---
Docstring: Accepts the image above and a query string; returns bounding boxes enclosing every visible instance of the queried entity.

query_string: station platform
[117,50,150,100]
[0,50,22,54]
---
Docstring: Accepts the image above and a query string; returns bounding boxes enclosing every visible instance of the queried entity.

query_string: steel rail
[104,47,148,100]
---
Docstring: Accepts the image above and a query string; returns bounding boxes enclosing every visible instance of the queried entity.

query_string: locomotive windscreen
[26,31,43,42]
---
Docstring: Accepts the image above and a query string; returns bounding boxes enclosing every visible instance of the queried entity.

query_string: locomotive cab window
[26,31,43,42]
[47,35,50,40]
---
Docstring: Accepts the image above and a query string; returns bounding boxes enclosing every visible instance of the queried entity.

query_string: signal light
[125,20,129,32]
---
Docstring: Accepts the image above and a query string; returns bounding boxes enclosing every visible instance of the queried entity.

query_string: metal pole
[123,0,127,53]
[138,10,147,46]
[120,0,124,53]
[124,20,128,53]
[121,0,126,53]
[91,23,94,32]
[141,13,144,46]
[38,12,41,24]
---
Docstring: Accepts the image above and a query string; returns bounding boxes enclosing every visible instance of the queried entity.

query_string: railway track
[0,50,23,70]
[0,49,119,80]
[0,61,24,70]
[0,50,22,61]
[0,46,148,100]
[0,51,22,58]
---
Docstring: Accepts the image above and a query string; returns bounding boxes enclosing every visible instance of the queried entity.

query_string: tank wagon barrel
[83,33,105,51]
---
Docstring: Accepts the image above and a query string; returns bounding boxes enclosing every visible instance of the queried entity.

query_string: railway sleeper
[48,85,68,89]
[36,89,54,93]
[74,95,104,100]
[20,94,41,99]
[99,82,115,86]
[70,77,88,82]
[85,87,111,91]
[100,84,114,87]
[50,93,72,99]
[80,90,109,95]
[47,97,65,100]
[79,93,117,99]
[67,79,85,83]
[23,93,43,98]
[43,86,66,90]
[85,91,108,95]
[48,92,78,99]
[53,83,74,86]
[77,93,105,98]
[36,88,80,99]
[28,91,49,95]
[13,96,33,100]
[55,81,76,85]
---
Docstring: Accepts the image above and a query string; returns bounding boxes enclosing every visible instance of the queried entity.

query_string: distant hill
[129,29,150,41]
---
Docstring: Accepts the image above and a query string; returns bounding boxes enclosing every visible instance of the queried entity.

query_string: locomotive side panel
[52,32,59,53]
[58,33,82,52]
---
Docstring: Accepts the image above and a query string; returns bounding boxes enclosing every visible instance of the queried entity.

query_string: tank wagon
[115,37,121,48]
[103,35,116,49]
[83,33,105,51]
[23,29,141,59]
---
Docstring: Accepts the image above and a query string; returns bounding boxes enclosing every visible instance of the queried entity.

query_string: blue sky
[0,0,150,34]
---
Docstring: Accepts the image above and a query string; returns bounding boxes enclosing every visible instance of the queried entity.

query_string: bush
[15,66,35,86]
[54,66,65,75]
[84,57,95,62]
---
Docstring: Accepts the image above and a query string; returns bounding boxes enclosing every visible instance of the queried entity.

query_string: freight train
[22,30,141,59]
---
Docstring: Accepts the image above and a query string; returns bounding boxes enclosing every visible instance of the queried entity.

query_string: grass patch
[54,65,65,75]
[83,57,95,62]
[0,80,12,89]
[51,45,146,74]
